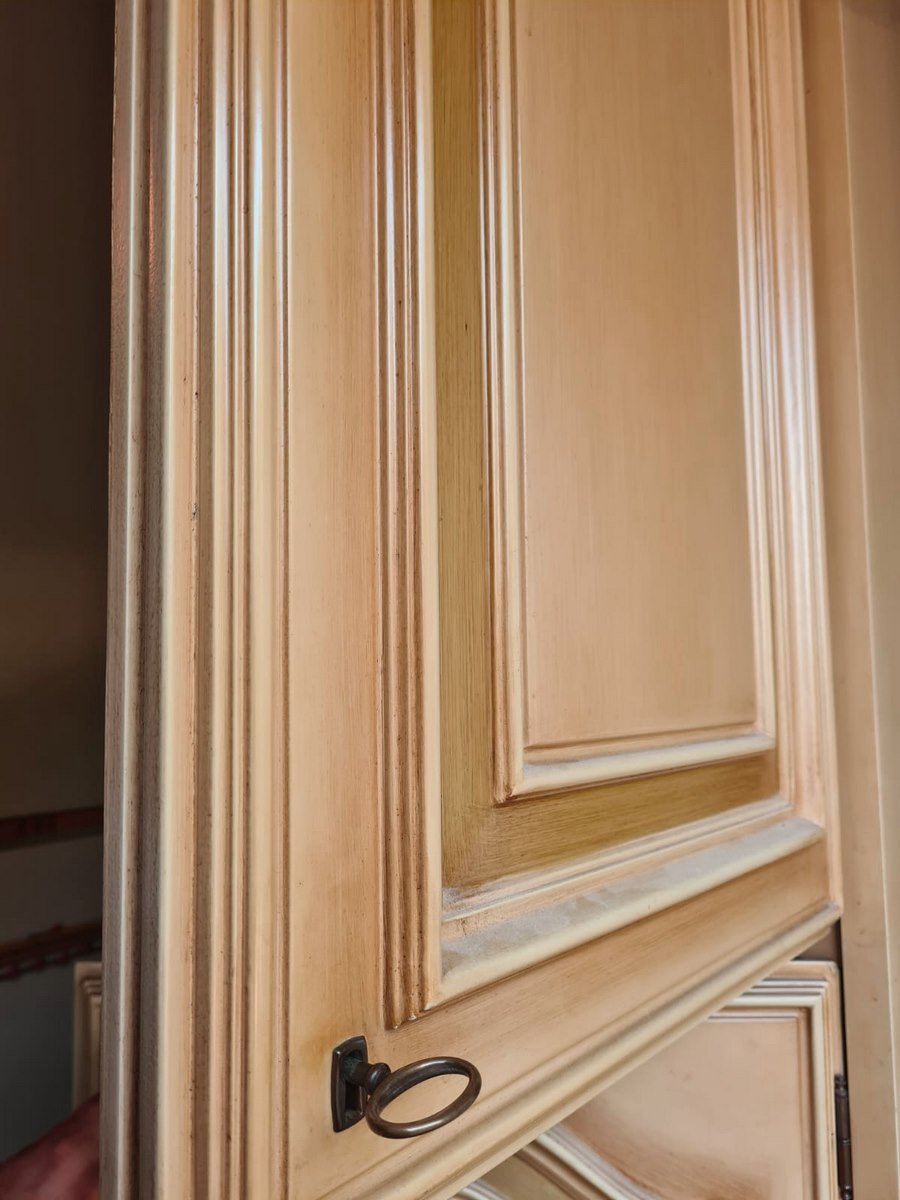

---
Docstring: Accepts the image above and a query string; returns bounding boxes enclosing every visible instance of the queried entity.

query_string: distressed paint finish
[103,2,840,1197]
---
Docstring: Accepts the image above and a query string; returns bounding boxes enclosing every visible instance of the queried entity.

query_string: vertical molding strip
[103,0,288,1194]
[379,0,442,1029]
[244,0,290,1194]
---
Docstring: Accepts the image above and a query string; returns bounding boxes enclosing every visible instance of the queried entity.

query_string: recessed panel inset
[513,0,760,759]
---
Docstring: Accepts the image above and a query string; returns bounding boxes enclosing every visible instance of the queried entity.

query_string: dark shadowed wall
[0,0,114,1157]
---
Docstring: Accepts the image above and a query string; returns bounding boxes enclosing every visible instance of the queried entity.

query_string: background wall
[0,842,103,1158]
[0,0,114,1158]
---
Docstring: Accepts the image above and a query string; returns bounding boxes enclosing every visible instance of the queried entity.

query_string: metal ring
[365,1056,482,1139]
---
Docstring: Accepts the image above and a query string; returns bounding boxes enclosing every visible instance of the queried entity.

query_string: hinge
[834,1074,853,1199]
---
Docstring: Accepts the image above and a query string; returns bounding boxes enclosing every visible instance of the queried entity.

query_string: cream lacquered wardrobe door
[103,1,839,1198]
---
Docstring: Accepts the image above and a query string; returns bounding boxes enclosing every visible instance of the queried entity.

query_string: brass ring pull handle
[331,1036,482,1138]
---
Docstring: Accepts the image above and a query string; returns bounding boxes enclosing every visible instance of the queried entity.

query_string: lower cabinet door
[463,961,845,1200]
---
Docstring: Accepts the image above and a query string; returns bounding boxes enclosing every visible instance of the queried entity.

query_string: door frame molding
[804,0,900,1193]
[102,0,290,1194]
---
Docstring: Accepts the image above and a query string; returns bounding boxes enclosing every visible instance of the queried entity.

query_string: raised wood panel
[434,0,781,904]
[72,961,102,1107]
[405,0,839,1013]
[513,0,762,762]
[563,962,843,1200]
[465,962,843,1200]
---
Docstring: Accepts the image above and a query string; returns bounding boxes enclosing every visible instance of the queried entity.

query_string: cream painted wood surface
[72,962,102,1107]
[102,2,840,1198]
[465,962,843,1200]
[428,0,837,1012]
[507,0,759,757]
[804,1,900,1195]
